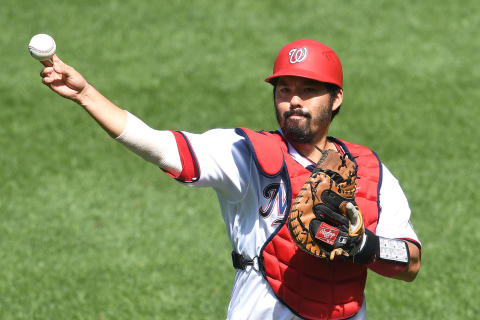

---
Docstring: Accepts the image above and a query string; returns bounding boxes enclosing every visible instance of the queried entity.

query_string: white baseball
[28,34,56,61]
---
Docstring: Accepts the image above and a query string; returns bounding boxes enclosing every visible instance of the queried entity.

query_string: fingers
[41,59,53,67]
[52,54,66,74]
[329,248,348,260]
[40,54,72,85]
[40,66,53,84]
[52,54,68,72]
[40,67,54,77]
[42,75,60,85]
[39,54,64,80]
[40,66,62,84]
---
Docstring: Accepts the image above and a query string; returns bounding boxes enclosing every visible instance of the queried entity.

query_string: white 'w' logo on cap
[288,47,308,64]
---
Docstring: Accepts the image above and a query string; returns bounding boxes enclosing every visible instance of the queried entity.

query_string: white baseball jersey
[162,128,421,320]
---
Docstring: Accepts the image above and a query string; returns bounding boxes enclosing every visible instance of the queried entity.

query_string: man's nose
[290,95,302,109]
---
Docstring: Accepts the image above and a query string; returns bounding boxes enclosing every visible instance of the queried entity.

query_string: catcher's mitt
[287,149,364,260]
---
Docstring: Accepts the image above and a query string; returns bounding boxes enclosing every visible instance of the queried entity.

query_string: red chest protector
[236,128,382,320]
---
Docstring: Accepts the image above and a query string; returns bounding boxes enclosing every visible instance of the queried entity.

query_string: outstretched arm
[40,55,182,174]
[40,54,127,138]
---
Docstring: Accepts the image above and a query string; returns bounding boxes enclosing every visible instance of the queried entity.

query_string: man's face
[274,76,340,144]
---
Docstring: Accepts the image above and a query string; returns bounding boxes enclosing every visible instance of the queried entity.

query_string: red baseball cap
[265,39,343,88]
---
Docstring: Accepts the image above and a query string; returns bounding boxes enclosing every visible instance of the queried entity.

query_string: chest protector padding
[237,128,382,320]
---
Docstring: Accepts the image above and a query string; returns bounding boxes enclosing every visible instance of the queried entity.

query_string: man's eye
[279,87,290,93]
[304,87,316,93]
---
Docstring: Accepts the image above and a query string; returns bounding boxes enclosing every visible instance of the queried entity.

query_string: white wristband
[378,237,410,264]
[115,111,182,174]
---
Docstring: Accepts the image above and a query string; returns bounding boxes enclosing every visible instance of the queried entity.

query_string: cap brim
[265,68,342,88]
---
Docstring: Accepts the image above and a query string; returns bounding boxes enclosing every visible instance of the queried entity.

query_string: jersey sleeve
[165,128,252,201]
[376,164,421,248]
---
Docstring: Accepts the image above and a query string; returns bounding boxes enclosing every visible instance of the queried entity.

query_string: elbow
[401,269,419,282]
[393,263,420,282]
[406,259,421,282]
[395,252,421,282]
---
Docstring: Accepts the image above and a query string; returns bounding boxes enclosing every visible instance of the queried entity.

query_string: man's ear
[332,88,343,112]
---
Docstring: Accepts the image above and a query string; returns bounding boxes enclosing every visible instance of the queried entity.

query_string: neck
[289,135,336,163]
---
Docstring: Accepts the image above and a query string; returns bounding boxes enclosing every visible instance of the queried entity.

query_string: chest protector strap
[235,128,381,320]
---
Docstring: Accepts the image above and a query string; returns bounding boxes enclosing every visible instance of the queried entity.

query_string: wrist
[352,229,378,264]
[353,229,410,266]
[75,83,94,106]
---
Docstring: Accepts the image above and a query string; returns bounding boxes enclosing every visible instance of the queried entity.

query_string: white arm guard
[115,111,182,174]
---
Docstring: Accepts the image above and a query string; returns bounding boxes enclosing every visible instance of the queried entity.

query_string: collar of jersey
[277,129,315,168]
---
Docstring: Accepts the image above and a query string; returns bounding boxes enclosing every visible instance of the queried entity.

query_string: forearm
[368,240,421,282]
[76,83,127,138]
[40,55,182,176]
[75,84,182,173]
[391,242,421,281]
[40,55,175,165]
[115,111,182,174]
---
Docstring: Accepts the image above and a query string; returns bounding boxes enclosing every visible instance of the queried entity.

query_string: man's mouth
[284,110,311,119]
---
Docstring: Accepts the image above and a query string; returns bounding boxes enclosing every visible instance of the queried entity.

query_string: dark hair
[325,83,342,120]
[272,81,343,120]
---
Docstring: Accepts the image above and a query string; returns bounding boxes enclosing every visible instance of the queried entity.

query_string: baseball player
[38,39,421,320]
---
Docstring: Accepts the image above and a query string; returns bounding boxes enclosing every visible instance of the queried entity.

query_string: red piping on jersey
[237,127,382,320]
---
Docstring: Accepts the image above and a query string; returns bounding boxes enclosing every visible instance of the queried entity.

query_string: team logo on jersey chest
[259,181,288,226]
[289,47,308,64]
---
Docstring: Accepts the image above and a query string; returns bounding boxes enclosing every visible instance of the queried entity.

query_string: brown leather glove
[288,149,363,260]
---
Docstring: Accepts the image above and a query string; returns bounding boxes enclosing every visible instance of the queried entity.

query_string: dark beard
[284,116,314,143]
[278,106,332,143]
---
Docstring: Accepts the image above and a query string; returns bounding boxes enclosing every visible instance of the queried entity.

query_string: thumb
[52,54,66,74]
[346,202,363,236]
[346,202,358,223]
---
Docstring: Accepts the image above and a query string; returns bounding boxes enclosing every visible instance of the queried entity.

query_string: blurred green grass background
[1,0,479,319]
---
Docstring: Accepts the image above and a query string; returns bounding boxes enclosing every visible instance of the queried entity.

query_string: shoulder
[332,137,379,158]
[174,129,255,194]
[235,128,286,156]
[235,128,284,143]
[179,128,250,153]
[379,163,406,198]
[182,128,244,142]
[235,128,286,176]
